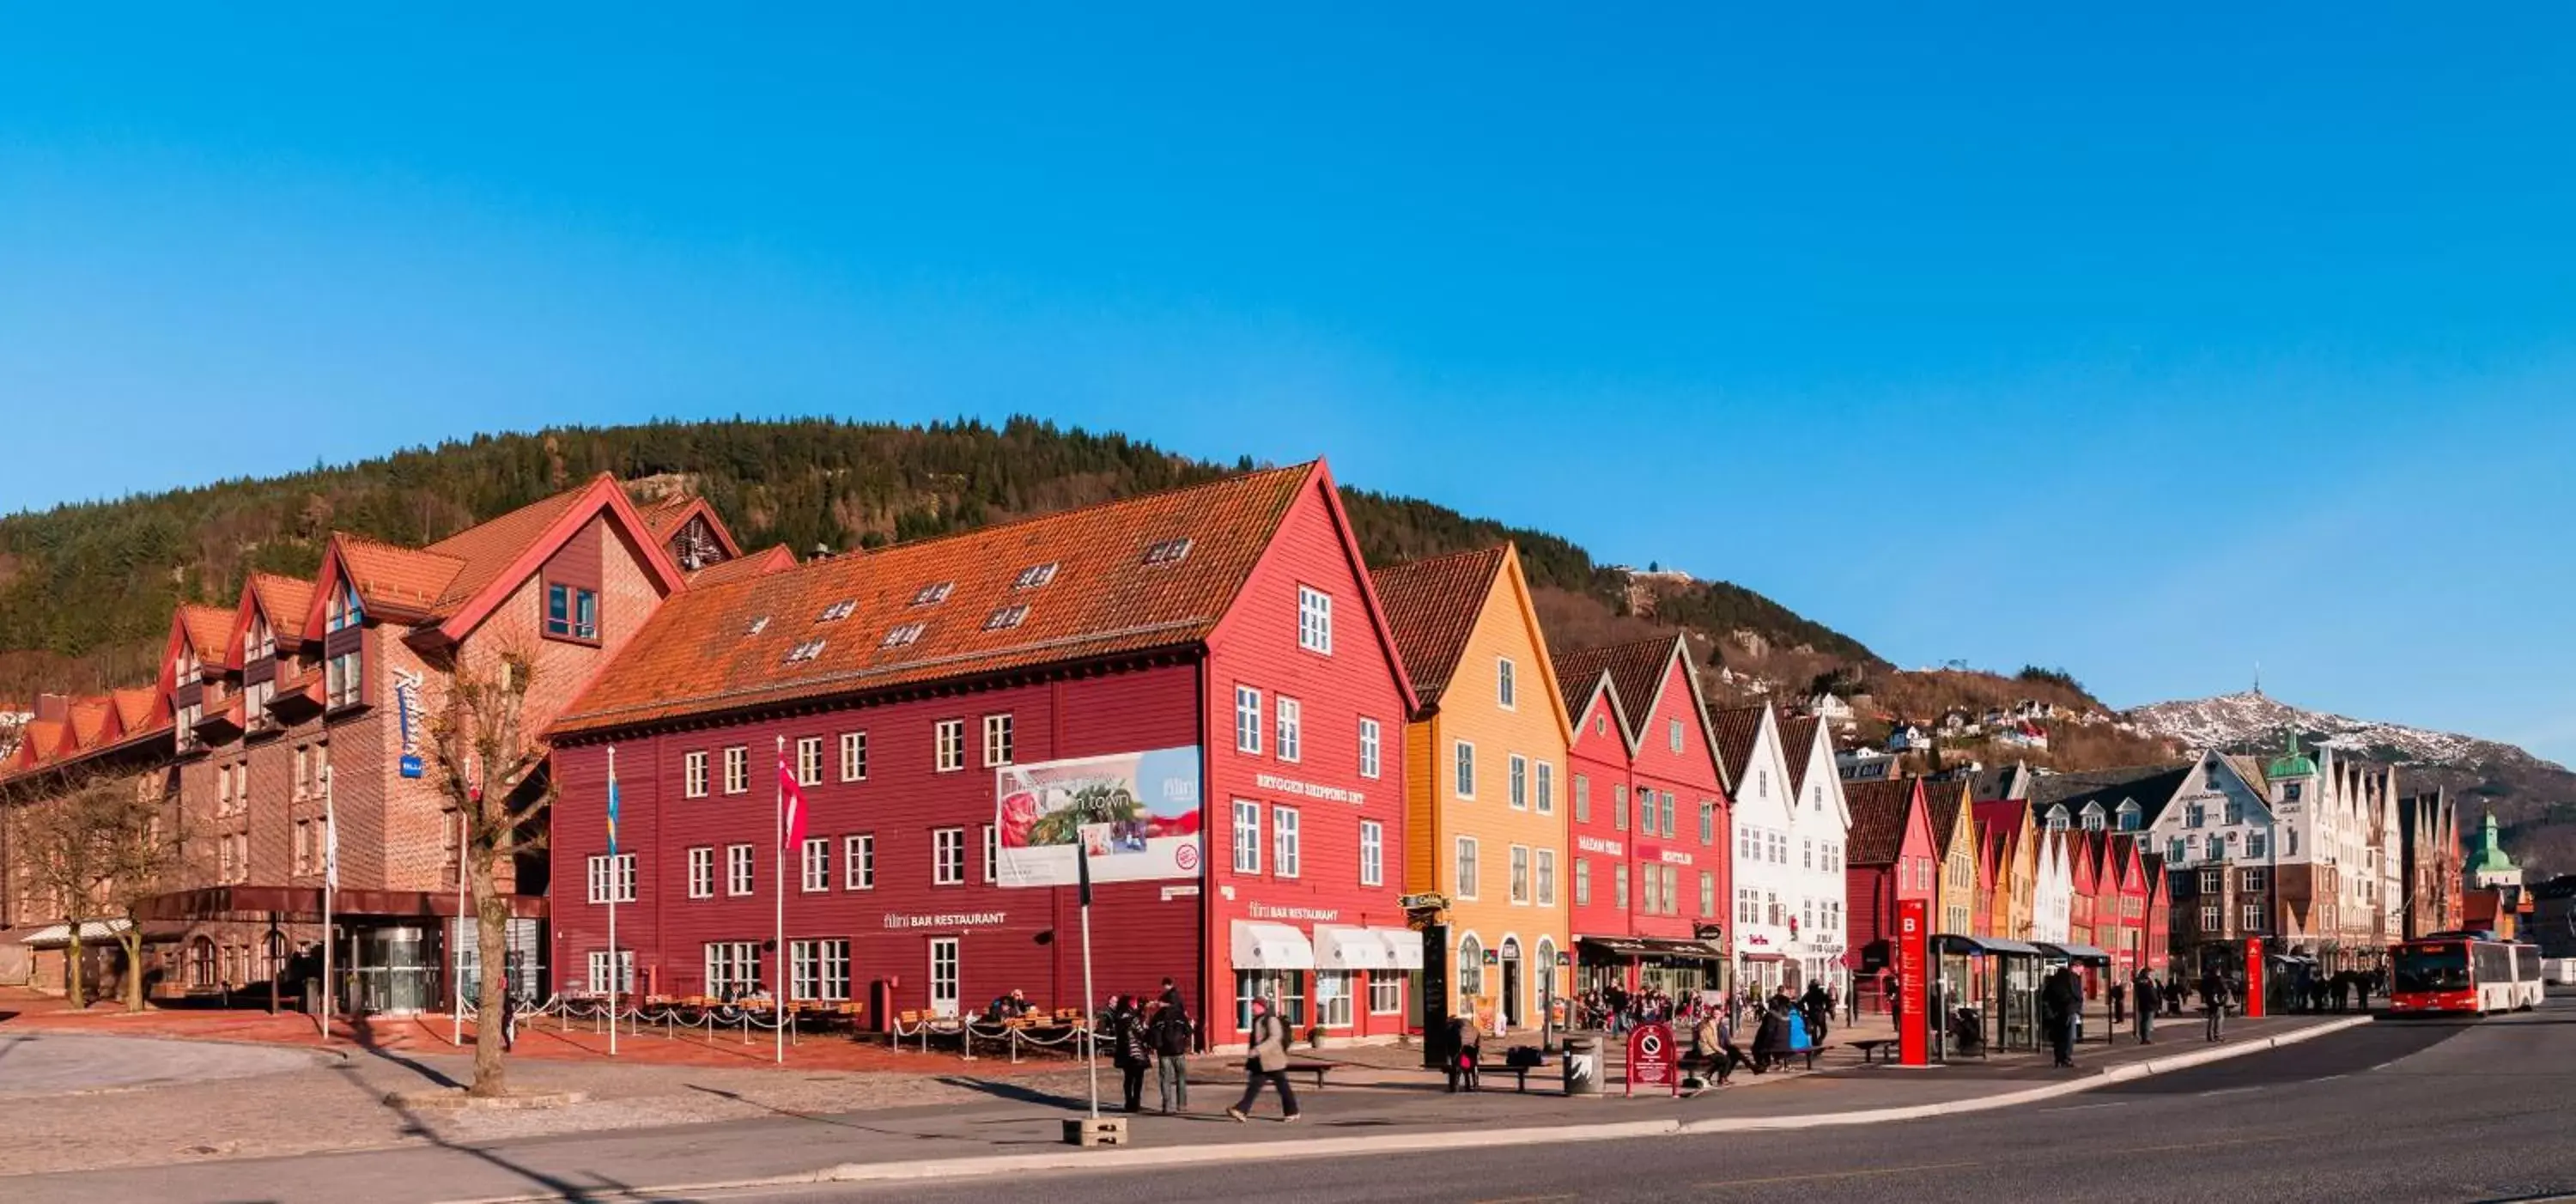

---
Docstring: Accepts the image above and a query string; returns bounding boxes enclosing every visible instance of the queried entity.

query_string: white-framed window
[2201,905,2221,931]
[1454,740,1476,799]
[796,736,823,787]
[726,844,754,896]
[1638,788,1654,834]
[1705,804,1720,846]
[1233,800,1261,873]
[1359,820,1383,887]
[1316,970,1354,1028]
[933,828,966,885]
[705,941,761,999]
[325,649,362,709]
[1456,935,1485,998]
[1536,762,1554,815]
[2241,903,2264,932]
[1576,859,1592,906]
[881,622,925,648]
[841,731,868,781]
[1510,845,1530,904]
[586,854,635,904]
[1455,836,1479,899]
[1013,562,1059,590]
[723,746,749,794]
[1613,784,1628,831]
[845,834,875,890]
[1276,697,1302,763]
[1803,837,1814,868]
[1699,872,1715,918]
[1669,718,1683,753]
[801,837,829,892]
[684,751,709,799]
[1536,848,1558,907]
[1509,754,1528,811]
[1497,657,1516,708]
[1575,775,1590,823]
[1297,586,1333,654]
[1235,686,1263,754]
[587,949,635,994]
[977,714,1012,768]
[1358,718,1381,779]
[929,938,962,1018]
[790,939,852,1001]
[983,824,999,883]
[1370,971,1404,1014]
[687,846,714,898]
[1615,862,1631,909]
[1273,806,1301,878]
[935,720,965,772]
[326,581,360,633]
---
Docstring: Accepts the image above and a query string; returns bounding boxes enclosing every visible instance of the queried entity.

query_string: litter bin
[1562,1033,1604,1097]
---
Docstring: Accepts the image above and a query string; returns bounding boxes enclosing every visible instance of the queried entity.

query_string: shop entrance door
[1500,939,1523,1028]
[929,939,960,1018]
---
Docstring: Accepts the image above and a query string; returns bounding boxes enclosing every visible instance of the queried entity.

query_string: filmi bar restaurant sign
[993,745,1206,887]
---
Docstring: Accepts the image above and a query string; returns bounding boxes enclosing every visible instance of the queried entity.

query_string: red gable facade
[1844,778,1936,972]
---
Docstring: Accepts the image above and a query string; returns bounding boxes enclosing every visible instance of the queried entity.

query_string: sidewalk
[3,1012,2372,1204]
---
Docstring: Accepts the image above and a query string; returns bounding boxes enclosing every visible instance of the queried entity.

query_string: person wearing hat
[1227,997,1301,1122]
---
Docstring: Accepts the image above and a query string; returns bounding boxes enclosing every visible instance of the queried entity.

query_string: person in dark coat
[2108,978,2127,1025]
[1445,1012,1483,1092]
[1147,996,1194,1113]
[1799,982,1833,1045]
[1107,995,1152,1113]
[2041,966,2082,1067]
[2132,970,2161,1045]
[1751,994,1793,1073]
[2200,967,2229,1043]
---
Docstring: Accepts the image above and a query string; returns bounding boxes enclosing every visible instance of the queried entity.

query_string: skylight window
[881,623,925,648]
[817,599,857,623]
[744,616,770,635]
[1142,538,1193,566]
[783,639,827,664]
[984,605,1029,631]
[1013,562,1060,590]
[911,582,954,607]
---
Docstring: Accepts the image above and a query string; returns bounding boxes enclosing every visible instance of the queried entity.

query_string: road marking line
[2094,1135,2288,1156]
[2196,1086,2259,1097]
[1695,1160,1982,1189]
[1472,1196,1577,1204]
[2040,1101,2129,1112]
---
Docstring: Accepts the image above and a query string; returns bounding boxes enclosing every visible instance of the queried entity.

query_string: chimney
[34,693,72,723]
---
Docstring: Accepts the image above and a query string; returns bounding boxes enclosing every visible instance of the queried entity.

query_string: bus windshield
[2395,945,2470,994]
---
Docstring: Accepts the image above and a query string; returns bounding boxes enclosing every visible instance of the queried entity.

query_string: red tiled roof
[1846,778,1923,867]
[423,483,599,611]
[1704,704,1769,788]
[110,688,159,732]
[177,604,235,664]
[248,574,316,644]
[66,698,115,749]
[334,534,465,622]
[688,544,796,587]
[553,464,1324,738]
[1370,546,1508,712]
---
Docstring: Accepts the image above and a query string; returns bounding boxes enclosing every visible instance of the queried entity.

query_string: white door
[929,938,960,1018]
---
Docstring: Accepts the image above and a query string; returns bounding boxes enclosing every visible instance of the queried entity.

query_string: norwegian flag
[777,756,808,852]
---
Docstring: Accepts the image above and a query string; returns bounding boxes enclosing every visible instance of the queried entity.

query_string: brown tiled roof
[1923,778,1971,860]
[177,604,235,662]
[424,480,598,611]
[1370,546,1508,711]
[335,534,465,621]
[1550,650,1612,728]
[248,574,316,643]
[688,544,797,587]
[1846,778,1922,867]
[1704,704,1769,787]
[1778,715,1821,795]
[1553,635,1681,745]
[553,464,1326,738]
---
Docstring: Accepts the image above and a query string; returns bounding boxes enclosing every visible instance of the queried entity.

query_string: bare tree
[11,771,179,1011]
[429,651,552,1098]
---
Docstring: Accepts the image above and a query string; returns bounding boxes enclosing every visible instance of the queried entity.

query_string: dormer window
[2116,800,2142,831]
[783,639,828,664]
[2081,802,2106,831]
[325,582,361,634]
[881,623,925,648]
[2046,805,2070,830]
[817,599,856,623]
[744,616,771,635]
[1142,538,1193,566]
[1013,562,1059,591]
[912,582,954,607]
[176,642,201,680]
[984,605,1029,631]
[546,583,599,642]
[246,615,276,662]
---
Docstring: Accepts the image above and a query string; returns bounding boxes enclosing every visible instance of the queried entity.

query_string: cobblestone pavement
[0,1031,324,1098]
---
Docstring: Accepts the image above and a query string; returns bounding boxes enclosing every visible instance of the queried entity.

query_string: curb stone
[441,1016,2374,1202]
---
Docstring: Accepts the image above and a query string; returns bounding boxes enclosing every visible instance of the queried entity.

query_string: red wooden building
[1843,778,1936,971]
[545,463,1419,1049]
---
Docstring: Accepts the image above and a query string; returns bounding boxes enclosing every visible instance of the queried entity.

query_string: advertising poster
[993,745,1203,888]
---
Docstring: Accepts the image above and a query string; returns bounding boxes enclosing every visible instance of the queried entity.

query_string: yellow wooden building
[1924,778,1979,936]
[1371,545,1574,1034]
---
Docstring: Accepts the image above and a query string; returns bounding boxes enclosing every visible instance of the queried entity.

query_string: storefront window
[1236,969,1308,1031]
[1316,970,1353,1027]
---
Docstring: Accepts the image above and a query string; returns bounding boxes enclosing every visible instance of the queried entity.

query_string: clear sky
[6,7,2573,760]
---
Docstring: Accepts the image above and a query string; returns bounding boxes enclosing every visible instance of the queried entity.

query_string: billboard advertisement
[993,745,1203,888]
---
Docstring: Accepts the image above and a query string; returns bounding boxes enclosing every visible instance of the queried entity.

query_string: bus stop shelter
[1933,933,2044,1059]
[2034,941,2114,1043]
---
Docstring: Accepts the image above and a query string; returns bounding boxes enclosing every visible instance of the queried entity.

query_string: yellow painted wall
[1409,552,1573,1031]
[1937,798,1978,936]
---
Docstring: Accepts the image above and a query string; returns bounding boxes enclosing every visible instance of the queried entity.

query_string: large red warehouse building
[545,462,1419,1049]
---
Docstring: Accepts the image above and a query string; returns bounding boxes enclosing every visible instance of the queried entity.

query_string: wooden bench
[1471,1055,1552,1092]
[1279,1060,1337,1090]
[1850,1037,1896,1064]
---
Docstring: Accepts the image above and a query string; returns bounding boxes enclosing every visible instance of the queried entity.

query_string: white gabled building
[1777,714,1855,999]
[1709,703,1850,1000]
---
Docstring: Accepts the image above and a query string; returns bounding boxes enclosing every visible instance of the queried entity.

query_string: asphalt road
[746,1000,2576,1204]
[0,1031,321,1098]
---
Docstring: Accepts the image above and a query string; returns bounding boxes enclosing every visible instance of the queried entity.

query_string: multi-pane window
[982,714,1014,767]
[935,720,965,772]
[1358,719,1381,779]
[1613,785,1628,831]
[705,941,761,999]
[1536,849,1557,907]
[796,737,823,787]
[1509,755,1528,811]
[983,825,999,883]
[1315,970,1354,1028]
[688,847,714,898]
[801,837,829,892]
[1276,698,1302,763]
[546,583,599,641]
[1455,836,1479,898]
[839,731,868,781]
[1705,805,1720,846]
[933,828,966,885]
[726,844,755,896]
[1497,658,1516,708]
[586,854,635,904]
[587,950,635,994]
[1359,820,1382,887]
[1273,807,1301,878]
[1510,845,1530,903]
[1536,762,1554,815]
[791,939,851,1001]
[2241,903,2264,932]
[1297,586,1333,654]
[1235,687,1263,754]
[684,751,709,799]
[1454,741,1475,799]
[1576,860,1591,906]
[1615,863,1631,908]
[1669,718,1683,753]
[1637,789,1653,835]
[326,650,362,709]
[1370,972,1403,1014]
[845,834,875,890]
[1575,775,1590,823]
[326,582,360,633]
[1233,801,1261,873]
[723,746,750,794]
[1803,837,1814,869]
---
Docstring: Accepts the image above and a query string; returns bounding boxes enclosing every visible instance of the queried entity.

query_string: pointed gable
[1370,545,1510,712]
[175,604,235,671]
[1923,778,1972,861]
[1704,704,1767,792]
[1779,715,1822,797]
[689,544,796,587]
[1845,778,1925,867]
[248,574,316,646]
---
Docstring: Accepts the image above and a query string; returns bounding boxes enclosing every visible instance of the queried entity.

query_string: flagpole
[452,809,465,1048]
[1079,840,1098,1121]
[321,765,336,1045]
[774,735,787,1066]
[607,745,619,1058]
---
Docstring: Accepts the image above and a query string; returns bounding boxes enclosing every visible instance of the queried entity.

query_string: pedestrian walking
[500,976,524,1052]
[2201,968,2229,1043]
[2132,970,2160,1045]
[1106,995,1152,1113]
[1228,999,1301,1122]
[1800,981,1833,1046]
[2042,965,2082,1068]
[2108,979,2126,1026]
[1148,995,1194,1113]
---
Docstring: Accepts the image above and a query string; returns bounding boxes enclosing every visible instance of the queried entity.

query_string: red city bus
[2388,933,2542,1016]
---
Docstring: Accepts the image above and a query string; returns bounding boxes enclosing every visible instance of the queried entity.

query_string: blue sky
[6,7,2573,759]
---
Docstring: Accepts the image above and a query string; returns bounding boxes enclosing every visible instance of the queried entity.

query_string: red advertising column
[1898,898,1931,1066]
[2243,938,2266,1019]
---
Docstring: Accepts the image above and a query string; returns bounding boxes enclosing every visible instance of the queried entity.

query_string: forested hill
[0,417,1877,696]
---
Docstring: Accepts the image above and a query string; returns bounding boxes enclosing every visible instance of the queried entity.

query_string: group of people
[2290,967,2384,1013]
[1094,980,1198,1116]
[2119,965,2239,1049]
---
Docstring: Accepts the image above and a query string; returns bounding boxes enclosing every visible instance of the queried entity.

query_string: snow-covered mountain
[2123,690,2544,769]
